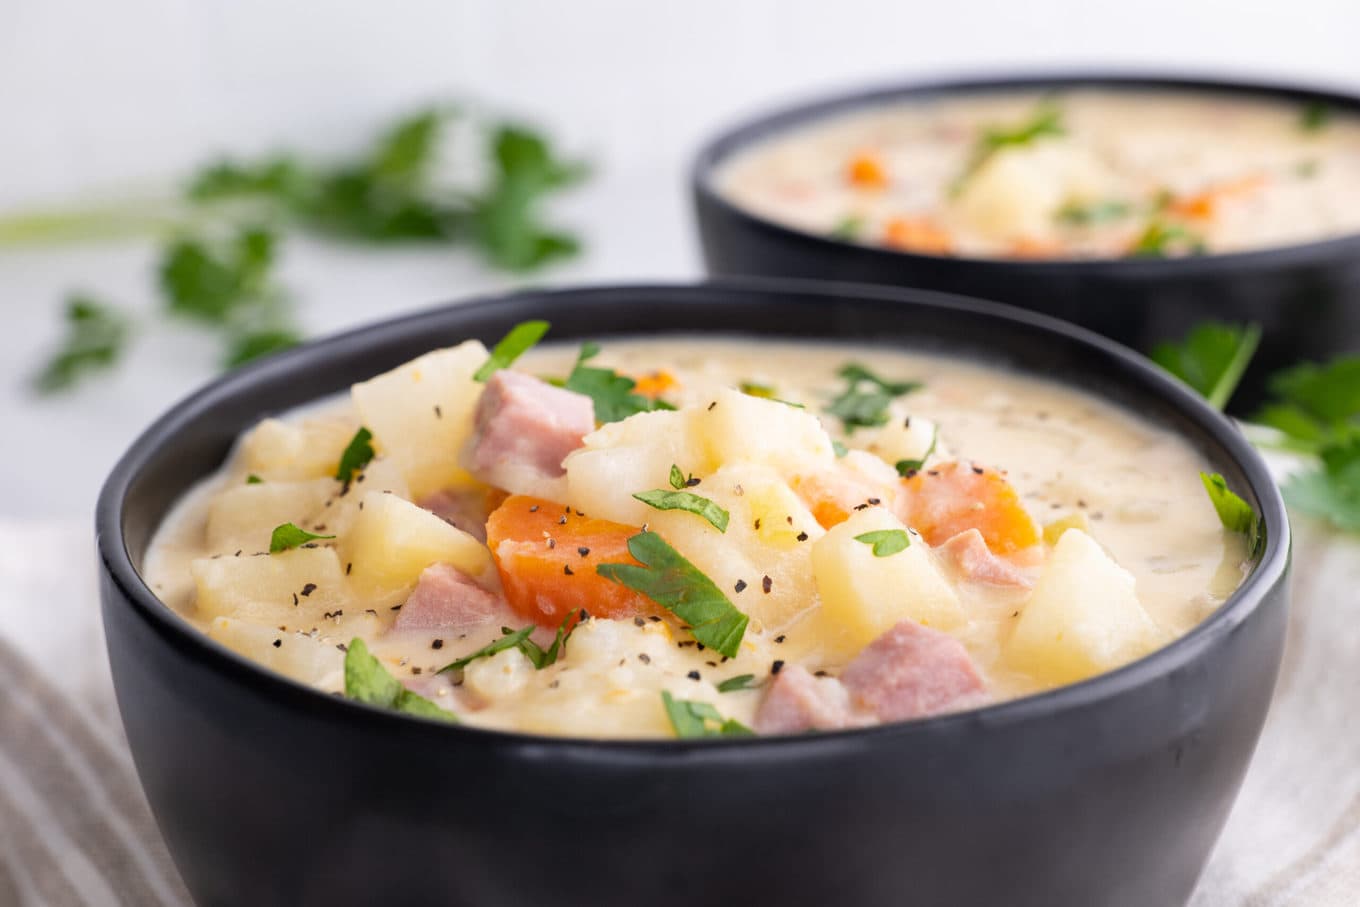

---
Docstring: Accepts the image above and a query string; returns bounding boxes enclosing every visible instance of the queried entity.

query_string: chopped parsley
[1300,100,1332,132]
[1200,473,1263,556]
[1151,322,1262,411]
[1129,221,1207,258]
[1282,434,1360,533]
[826,363,922,433]
[473,319,550,382]
[597,532,749,657]
[344,638,456,721]
[438,626,536,674]
[1055,199,1132,226]
[564,342,672,423]
[632,489,730,532]
[661,691,754,738]
[829,215,864,241]
[245,474,264,485]
[716,674,759,693]
[268,523,335,553]
[335,427,376,484]
[954,102,1065,193]
[853,529,911,557]
[895,425,939,475]
[739,381,778,399]
[31,294,131,394]
[437,610,581,673]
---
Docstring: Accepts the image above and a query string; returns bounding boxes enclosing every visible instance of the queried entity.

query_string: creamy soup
[144,331,1253,738]
[717,90,1360,259]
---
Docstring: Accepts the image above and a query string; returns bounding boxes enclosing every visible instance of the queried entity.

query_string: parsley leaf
[246,474,264,484]
[344,638,457,721]
[895,425,939,476]
[853,529,911,557]
[954,102,1065,192]
[564,342,669,423]
[225,327,301,367]
[669,464,687,490]
[1129,220,1207,258]
[661,691,754,738]
[825,363,922,433]
[159,225,285,324]
[1300,101,1332,132]
[474,319,550,381]
[335,427,376,484]
[1200,472,1263,556]
[716,674,759,693]
[438,626,537,674]
[1283,435,1360,532]
[31,294,131,394]
[515,610,581,669]
[597,532,749,657]
[269,522,336,553]
[1151,322,1261,411]
[633,489,730,532]
[829,215,864,240]
[1267,356,1360,427]
[1055,199,1133,226]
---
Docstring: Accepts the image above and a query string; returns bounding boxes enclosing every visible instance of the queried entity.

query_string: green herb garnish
[474,319,550,382]
[1151,322,1262,411]
[597,532,749,657]
[895,425,939,476]
[826,363,922,433]
[335,427,377,484]
[853,529,911,557]
[1282,433,1360,533]
[1055,199,1133,226]
[1300,101,1332,132]
[344,638,457,721]
[269,522,336,553]
[832,440,849,458]
[661,691,754,738]
[1200,473,1263,556]
[1129,221,1207,258]
[438,626,537,674]
[515,610,582,669]
[954,102,1065,193]
[246,474,264,485]
[716,674,759,693]
[31,294,131,394]
[829,215,864,241]
[564,342,671,423]
[633,489,730,532]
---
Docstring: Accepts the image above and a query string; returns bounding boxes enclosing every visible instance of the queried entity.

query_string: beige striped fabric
[0,506,1356,906]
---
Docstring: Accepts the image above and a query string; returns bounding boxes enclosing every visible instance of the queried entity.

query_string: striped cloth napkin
[0,515,1356,905]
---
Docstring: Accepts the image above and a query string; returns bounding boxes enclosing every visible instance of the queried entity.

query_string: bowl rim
[96,278,1291,756]
[691,68,1360,272]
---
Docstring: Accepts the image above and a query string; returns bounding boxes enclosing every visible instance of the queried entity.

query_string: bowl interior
[99,279,1289,740]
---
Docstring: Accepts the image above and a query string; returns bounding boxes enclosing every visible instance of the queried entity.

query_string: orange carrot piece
[485,495,657,626]
[793,468,896,530]
[882,217,953,255]
[1169,174,1267,220]
[631,370,679,399]
[846,152,889,189]
[899,462,1040,554]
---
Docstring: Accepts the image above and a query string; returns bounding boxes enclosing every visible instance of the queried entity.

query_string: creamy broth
[145,338,1249,739]
[718,90,1360,259]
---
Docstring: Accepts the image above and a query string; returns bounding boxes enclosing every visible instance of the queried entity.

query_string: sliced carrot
[793,466,897,530]
[882,217,953,255]
[485,495,657,625]
[846,152,889,189]
[898,461,1040,554]
[1169,174,1267,220]
[631,369,679,399]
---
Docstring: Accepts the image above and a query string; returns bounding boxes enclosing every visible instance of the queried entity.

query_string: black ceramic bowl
[98,281,1289,907]
[693,72,1360,408]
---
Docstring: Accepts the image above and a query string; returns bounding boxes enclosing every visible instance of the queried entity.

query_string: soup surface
[145,334,1250,738]
[717,89,1360,259]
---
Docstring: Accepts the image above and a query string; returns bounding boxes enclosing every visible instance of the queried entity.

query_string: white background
[3,0,1359,518]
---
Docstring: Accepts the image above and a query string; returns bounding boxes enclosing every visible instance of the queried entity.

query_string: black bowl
[692,72,1360,409]
[97,280,1290,907]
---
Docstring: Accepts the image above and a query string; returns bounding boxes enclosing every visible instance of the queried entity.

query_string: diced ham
[840,620,987,722]
[753,665,859,734]
[466,371,596,498]
[418,488,496,543]
[938,529,1036,588]
[394,563,507,633]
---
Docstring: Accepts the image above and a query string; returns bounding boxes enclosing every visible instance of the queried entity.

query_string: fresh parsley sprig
[345,638,457,722]
[853,529,911,557]
[661,691,754,738]
[474,320,550,382]
[826,362,922,433]
[269,523,336,553]
[1151,322,1262,411]
[31,295,130,394]
[1200,473,1264,556]
[953,102,1065,194]
[563,342,674,423]
[335,428,377,484]
[633,468,729,532]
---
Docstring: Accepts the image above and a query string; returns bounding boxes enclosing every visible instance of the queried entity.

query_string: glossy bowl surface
[97,280,1290,907]
[692,72,1360,408]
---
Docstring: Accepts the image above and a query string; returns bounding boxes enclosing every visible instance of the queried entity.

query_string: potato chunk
[1006,529,1162,684]
[811,507,964,648]
[563,409,711,526]
[207,617,345,687]
[191,547,349,625]
[205,478,335,555]
[350,340,488,499]
[339,491,495,600]
[693,388,835,477]
[239,416,359,482]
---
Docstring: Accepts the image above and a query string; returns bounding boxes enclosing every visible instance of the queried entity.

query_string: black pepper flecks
[291,593,299,607]
[272,639,282,648]
[771,660,785,675]
[300,583,317,597]
[546,538,557,549]
[753,518,762,530]
[633,616,645,627]
[734,579,747,593]
[345,562,353,575]
[972,465,984,475]
[412,667,423,675]
[432,639,444,650]
[796,531,809,542]
[762,575,772,594]
[638,653,651,664]
[775,634,786,644]
[563,564,574,576]
[529,504,540,513]
[434,405,442,418]
[687,670,701,681]
[578,546,591,557]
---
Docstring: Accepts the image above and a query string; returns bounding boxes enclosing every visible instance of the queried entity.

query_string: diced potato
[310,457,410,541]
[205,478,335,555]
[207,617,345,687]
[191,547,349,625]
[811,507,964,648]
[563,409,711,525]
[645,463,825,630]
[238,415,359,482]
[955,142,1112,243]
[1006,529,1163,685]
[339,491,495,600]
[462,646,535,700]
[350,341,488,499]
[864,413,946,469]
[693,388,835,477]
